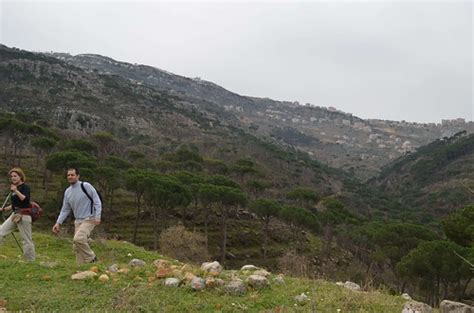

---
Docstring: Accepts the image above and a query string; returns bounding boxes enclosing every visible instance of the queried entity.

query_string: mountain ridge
[0,43,385,216]
[41,47,474,179]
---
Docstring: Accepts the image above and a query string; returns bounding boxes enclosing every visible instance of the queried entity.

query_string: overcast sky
[1,0,472,123]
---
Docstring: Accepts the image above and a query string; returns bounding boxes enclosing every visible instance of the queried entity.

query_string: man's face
[67,170,79,185]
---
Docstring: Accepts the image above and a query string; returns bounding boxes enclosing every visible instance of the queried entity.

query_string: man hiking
[52,167,102,264]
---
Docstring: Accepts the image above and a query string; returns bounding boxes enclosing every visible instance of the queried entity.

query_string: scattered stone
[41,275,51,281]
[246,275,268,288]
[40,261,58,268]
[153,259,171,269]
[107,264,119,273]
[402,301,433,313]
[208,270,221,277]
[344,281,361,291]
[440,300,473,313]
[336,281,344,287]
[240,265,259,271]
[165,278,180,287]
[129,259,146,267]
[294,293,309,305]
[71,271,97,280]
[205,277,217,288]
[118,268,130,274]
[204,277,225,288]
[224,279,246,295]
[155,268,173,279]
[201,261,223,274]
[402,293,412,300]
[89,266,99,273]
[184,272,197,282]
[98,274,109,282]
[254,269,271,277]
[191,277,205,291]
[273,275,285,285]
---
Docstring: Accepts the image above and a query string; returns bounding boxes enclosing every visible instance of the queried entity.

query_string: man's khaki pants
[0,214,35,261]
[73,220,96,265]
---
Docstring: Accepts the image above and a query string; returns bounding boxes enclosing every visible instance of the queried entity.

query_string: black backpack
[80,182,104,214]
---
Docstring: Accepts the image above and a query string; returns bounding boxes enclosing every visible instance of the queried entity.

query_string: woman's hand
[10,185,25,201]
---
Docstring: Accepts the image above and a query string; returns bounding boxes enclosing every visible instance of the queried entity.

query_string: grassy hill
[0,232,410,312]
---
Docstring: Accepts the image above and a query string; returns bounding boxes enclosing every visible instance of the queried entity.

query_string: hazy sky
[1,0,472,123]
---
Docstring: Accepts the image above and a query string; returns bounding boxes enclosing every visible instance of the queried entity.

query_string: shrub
[277,249,313,278]
[159,225,209,264]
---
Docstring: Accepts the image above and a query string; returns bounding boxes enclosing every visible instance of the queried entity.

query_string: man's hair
[9,167,26,182]
[67,167,80,175]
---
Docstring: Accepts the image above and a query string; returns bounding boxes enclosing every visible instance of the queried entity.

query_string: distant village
[222,101,473,165]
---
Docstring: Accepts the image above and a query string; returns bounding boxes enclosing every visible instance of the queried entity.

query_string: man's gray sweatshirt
[56,181,102,224]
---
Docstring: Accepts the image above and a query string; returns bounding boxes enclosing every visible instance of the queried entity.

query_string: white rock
[71,271,97,280]
[191,277,205,291]
[254,269,271,277]
[128,259,146,267]
[200,261,223,274]
[273,275,285,285]
[98,274,109,282]
[240,265,259,271]
[224,279,246,295]
[402,301,433,313]
[402,293,412,300]
[439,300,473,313]
[107,264,119,273]
[294,293,309,304]
[164,278,180,287]
[344,281,361,291]
[246,274,268,288]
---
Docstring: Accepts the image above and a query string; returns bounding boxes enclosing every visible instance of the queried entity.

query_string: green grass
[0,232,410,312]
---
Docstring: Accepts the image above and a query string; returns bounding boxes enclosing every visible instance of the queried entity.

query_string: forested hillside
[0,44,472,307]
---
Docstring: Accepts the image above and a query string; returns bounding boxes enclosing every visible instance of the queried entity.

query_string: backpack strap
[80,182,94,215]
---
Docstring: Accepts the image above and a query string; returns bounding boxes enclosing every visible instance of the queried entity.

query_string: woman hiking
[0,167,35,261]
